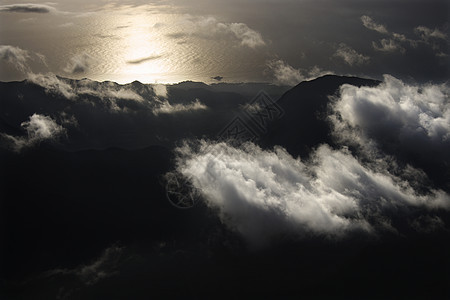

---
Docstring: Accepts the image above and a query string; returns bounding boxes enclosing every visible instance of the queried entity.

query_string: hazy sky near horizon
[0,0,448,84]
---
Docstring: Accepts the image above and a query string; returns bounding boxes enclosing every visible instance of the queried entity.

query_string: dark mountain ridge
[261,75,381,158]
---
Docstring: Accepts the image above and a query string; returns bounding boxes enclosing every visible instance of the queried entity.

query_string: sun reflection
[66,5,268,84]
[118,13,168,82]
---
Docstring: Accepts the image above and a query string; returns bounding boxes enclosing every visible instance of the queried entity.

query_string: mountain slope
[261,75,381,158]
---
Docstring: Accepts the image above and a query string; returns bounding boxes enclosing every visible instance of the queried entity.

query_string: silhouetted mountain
[0,78,288,151]
[261,75,381,158]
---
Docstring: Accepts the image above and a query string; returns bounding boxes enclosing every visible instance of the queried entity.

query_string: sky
[0,0,449,84]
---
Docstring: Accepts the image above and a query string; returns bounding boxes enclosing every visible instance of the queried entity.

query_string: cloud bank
[27,73,77,99]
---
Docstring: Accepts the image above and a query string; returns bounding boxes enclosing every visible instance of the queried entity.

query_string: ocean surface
[0,5,270,84]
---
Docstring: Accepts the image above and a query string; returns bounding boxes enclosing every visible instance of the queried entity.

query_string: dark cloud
[211,76,223,81]
[0,3,55,13]
[126,54,163,64]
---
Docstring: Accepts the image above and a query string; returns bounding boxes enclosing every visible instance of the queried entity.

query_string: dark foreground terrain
[1,75,449,299]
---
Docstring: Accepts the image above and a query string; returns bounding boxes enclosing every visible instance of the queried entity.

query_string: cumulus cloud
[266,59,331,86]
[361,15,389,34]
[330,75,450,187]
[334,43,370,66]
[64,53,95,74]
[172,140,449,246]
[153,99,207,115]
[333,75,450,146]
[372,39,405,53]
[1,114,66,151]
[0,45,30,72]
[0,3,56,13]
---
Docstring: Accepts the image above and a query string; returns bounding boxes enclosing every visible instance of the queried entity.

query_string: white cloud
[77,81,144,102]
[221,22,266,48]
[172,140,449,247]
[1,114,66,151]
[27,73,77,99]
[0,45,30,72]
[331,75,450,174]
[172,16,265,49]
[153,98,207,115]
[26,74,146,111]
[64,53,95,74]
[266,59,303,86]
[334,43,370,66]
[266,59,331,86]
[361,15,389,34]
[152,84,168,98]
[372,39,405,53]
